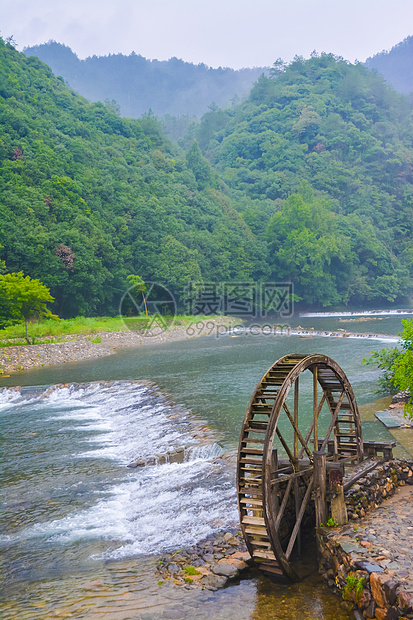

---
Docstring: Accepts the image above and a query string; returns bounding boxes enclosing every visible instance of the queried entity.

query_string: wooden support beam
[313,451,327,529]
[294,377,299,460]
[313,366,318,450]
[298,393,326,459]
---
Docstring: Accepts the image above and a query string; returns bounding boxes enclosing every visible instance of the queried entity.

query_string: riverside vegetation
[1,38,413,321]
[364,318,413,416]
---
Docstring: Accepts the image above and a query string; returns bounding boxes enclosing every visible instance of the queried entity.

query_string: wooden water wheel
[237,353,363,581]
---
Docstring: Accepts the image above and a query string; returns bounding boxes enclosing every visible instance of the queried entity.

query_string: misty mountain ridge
[23,41,265,120]
[365,36,413,95]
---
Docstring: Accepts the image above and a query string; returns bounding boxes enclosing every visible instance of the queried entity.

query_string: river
[0,312,411,619]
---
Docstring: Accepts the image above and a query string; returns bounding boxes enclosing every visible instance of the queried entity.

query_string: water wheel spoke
[273,477,293,530]
[282,402,312,459]
[275,427,295,463]
[285,476,314,560]
[319,391,346,453]
[298,393,326,459]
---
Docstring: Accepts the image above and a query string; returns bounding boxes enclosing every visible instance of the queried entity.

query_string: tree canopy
[0,272,56,341]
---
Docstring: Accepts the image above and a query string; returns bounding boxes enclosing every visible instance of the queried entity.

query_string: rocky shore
[0,317,232,375]
[156,529,252,591]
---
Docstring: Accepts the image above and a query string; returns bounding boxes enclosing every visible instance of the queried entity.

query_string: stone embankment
[0,318,232,375]
[156,530,252,591]
[319,459,413,620]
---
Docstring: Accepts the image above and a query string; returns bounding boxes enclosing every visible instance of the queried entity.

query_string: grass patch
[0,316,127,341]
[184,566,201,576]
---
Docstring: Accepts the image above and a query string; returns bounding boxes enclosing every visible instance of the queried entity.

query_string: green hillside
[187,54,413,306]
[0,39,265,317]
[1,40,413,316]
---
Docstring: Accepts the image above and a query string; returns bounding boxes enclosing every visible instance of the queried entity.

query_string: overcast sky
[1,0,412,68]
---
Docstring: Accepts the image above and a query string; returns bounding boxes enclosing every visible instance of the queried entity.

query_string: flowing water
[0,313,411,619]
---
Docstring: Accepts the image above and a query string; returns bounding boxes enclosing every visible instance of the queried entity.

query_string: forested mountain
[0,39,266,317]
[186,54,413,306]
[365,37,413,95]
[22,41,264,119]
[1,39,413,316]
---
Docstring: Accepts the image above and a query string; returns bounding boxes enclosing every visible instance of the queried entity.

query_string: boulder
[383,580,400,606]
[397,591,413,613]
[370,572,387,608]
[200,574,228,591]
[211,563,239,579]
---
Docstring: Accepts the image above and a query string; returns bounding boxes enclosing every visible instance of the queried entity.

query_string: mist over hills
[23,36,413,126]
[365,36,413,95]
[23,41,265,120]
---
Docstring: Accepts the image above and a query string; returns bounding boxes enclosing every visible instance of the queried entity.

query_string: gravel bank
[0,318,233,375]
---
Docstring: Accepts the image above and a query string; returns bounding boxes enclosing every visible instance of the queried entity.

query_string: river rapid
[0,312,411,619]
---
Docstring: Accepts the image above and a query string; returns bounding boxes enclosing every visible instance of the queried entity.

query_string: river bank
[0,317,234,375]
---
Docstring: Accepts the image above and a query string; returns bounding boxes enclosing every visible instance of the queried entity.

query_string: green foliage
[363,346,402,394]
[0,272,56,342]
[0,314,229,346]
[266,183,349,305]
[342,575,365,604]
[87,335,102,343]
[185,141,214,189]
[363,318,413,417]
[392,319,413,416]
[4,40,413,314]
[0,315,124,340]
[321,517,338,528]
[126,274,146,292]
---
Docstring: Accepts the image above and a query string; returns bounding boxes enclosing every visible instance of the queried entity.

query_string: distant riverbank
[0,317,234,376]
[0,318,401,376]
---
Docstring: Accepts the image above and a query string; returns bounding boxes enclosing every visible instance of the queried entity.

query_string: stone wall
[319,459,413,620]
[344,460,413,522]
